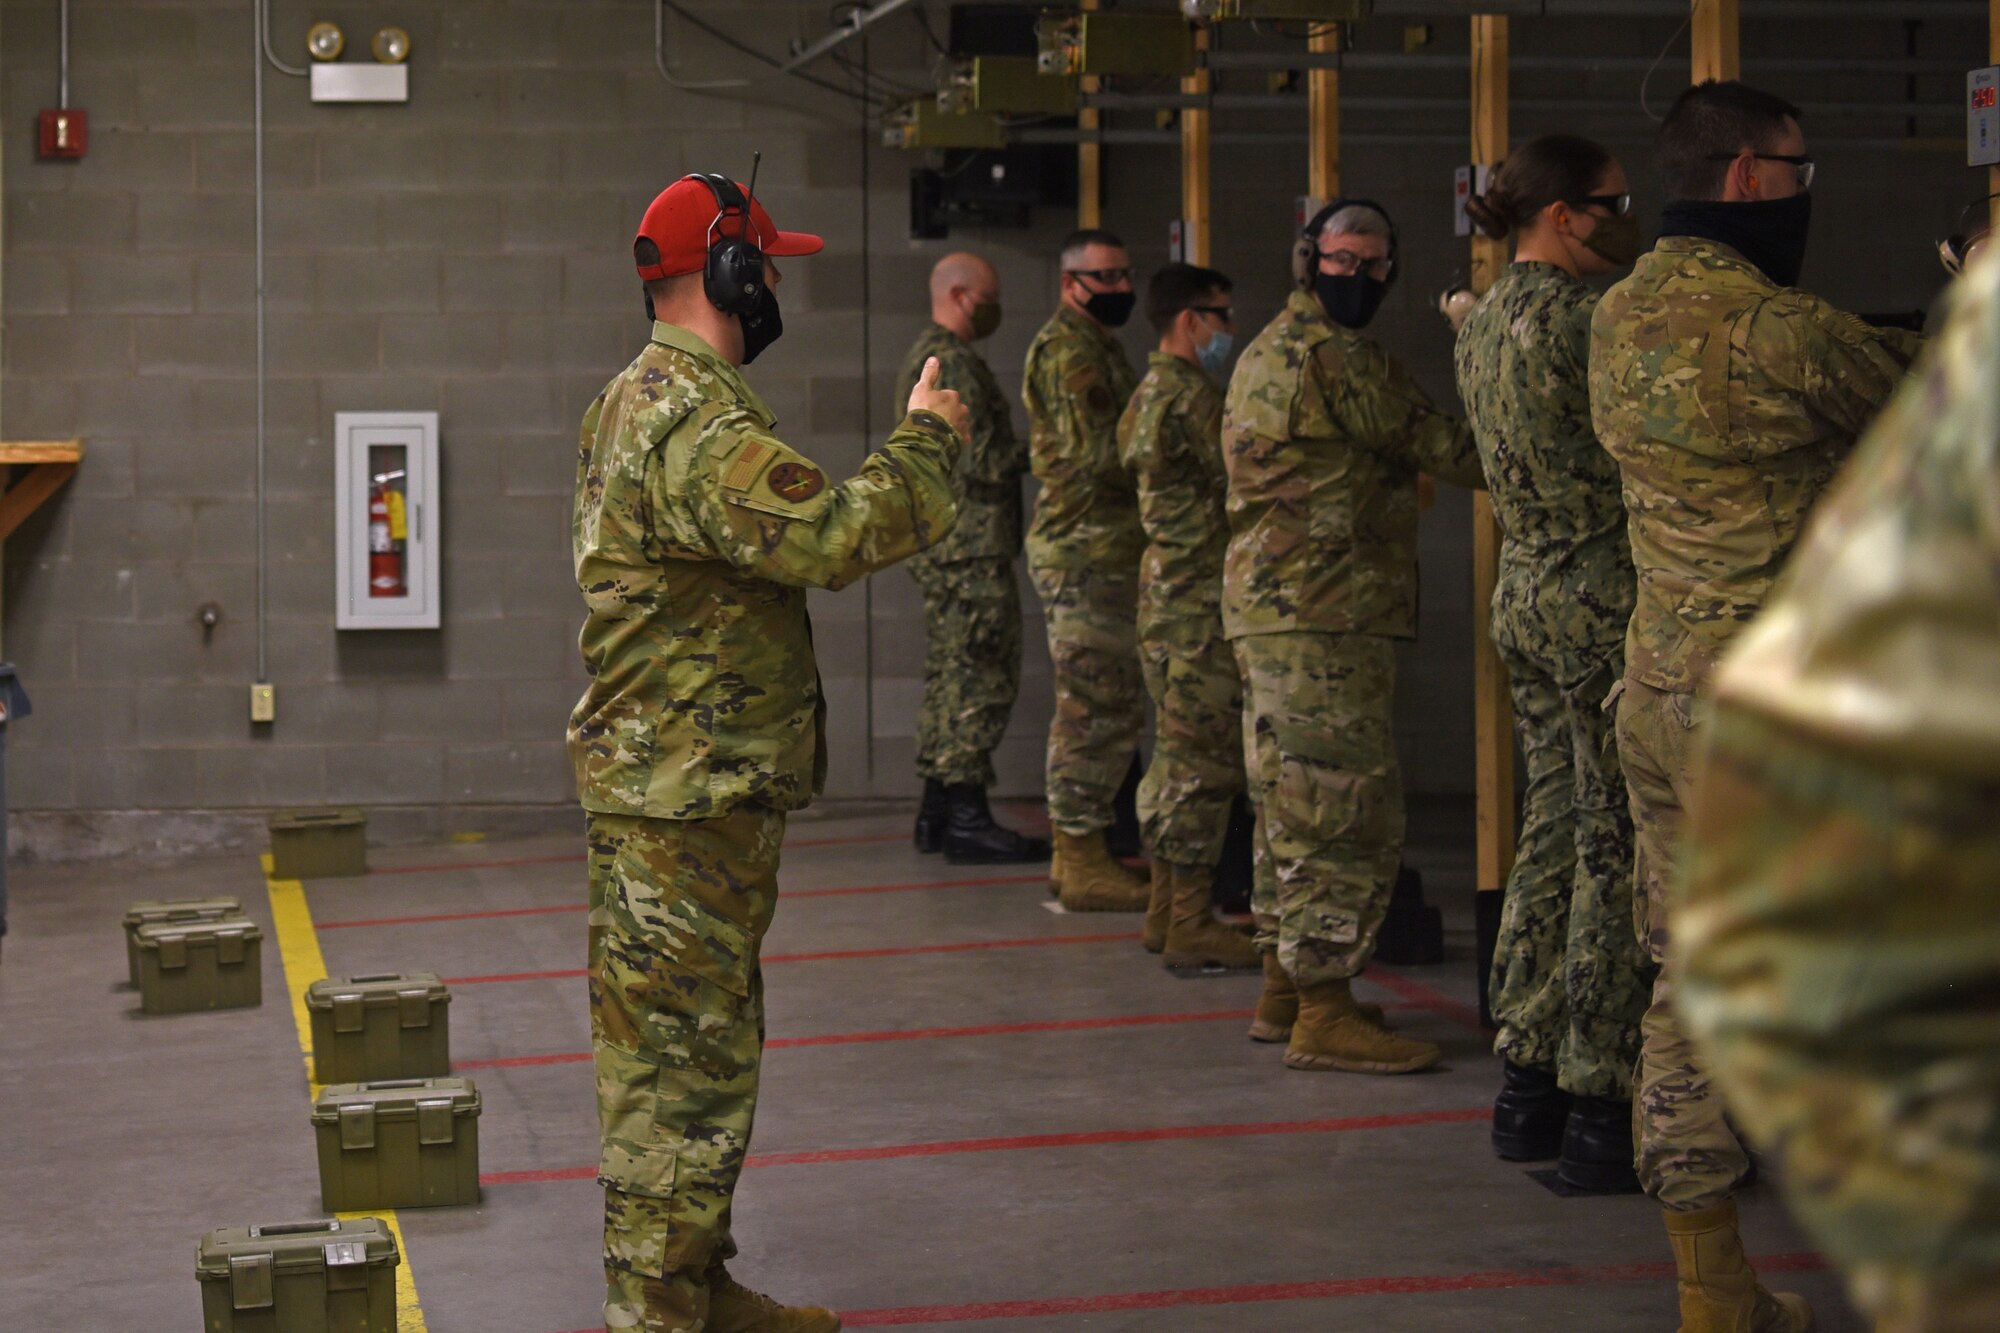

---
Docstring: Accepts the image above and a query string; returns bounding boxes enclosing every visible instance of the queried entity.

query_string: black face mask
[1658,192,1814,289]
[1082,289,1136,329]
[1314,272,1389,330]
[738,284,783,365]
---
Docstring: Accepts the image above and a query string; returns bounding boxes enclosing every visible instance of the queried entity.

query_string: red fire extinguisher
[368,484,406,597]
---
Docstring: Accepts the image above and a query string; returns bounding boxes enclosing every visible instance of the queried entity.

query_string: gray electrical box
[335,412,440,630]
[1970,66,2000,168]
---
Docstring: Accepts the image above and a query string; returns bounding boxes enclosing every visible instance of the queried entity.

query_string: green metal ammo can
[268,808,368,879]
[135,916,263,1015]
[122,896,242,986]
[306,972,452,1085]
[312,1077,482,1211]
[196,1216,398,1332]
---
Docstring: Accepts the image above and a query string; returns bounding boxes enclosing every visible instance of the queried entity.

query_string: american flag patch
[724,440,770,490]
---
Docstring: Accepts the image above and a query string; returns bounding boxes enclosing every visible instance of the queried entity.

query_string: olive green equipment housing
[196,1216,398,1333]
[1182,0,1370,18]
[123,895,241,986]
[312,1077,482,1211]
[1037,12,1197,78]
[268,808,368,879]
[883,97,1006,150]
[306,971,451,1085]
[135,916,262,1015]
[942,55,1078,115]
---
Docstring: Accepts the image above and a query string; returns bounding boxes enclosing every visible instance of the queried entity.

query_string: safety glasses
[1707,153,1815,189]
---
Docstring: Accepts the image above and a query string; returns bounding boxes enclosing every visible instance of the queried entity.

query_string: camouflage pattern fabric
[1222,290,1485,643]
[894,321,1027,566]
[1456,261,1652,1098]
[909,556,1022,788]
[893,324,1028,789]
[1031,566,1143,838]
[1023,304,1143,834]
[1118,352,1240,869]
[1678,257,2000,1331]
[589,805,782,1280]
[1235,630,1403,987]
[1588,237,1924,696]
[1589,237,1921,1212]
[570,321,961,820]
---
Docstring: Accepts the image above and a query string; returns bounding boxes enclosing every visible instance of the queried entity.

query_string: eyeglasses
[1707,153,1816,189]
[1065,266,1134,287]
[1572,193,1633,217]
[1188,304,1234,323]
[1317,250,1395,281]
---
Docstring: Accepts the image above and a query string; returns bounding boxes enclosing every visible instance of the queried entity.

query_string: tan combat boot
[1664,1201,1815,1333]
[707,1266,842,1333]
[1285,977,1439,1074]
[1141,862,1171,953]
[1160,864,1260,970]
[1052,831,1151,912]
[605,1267,706,1333]
[1250,951,1382,1040]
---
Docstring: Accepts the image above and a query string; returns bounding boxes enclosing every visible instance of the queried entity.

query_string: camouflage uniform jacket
[1588,237,1922,695]
[1456,261,1633,664]
[570,321,960,820]
[894,321,1026,565]
[1222,289,1486,641]
[1118,351,1228,647]
[1710,257,1998,780]
[1022,304,1142,574]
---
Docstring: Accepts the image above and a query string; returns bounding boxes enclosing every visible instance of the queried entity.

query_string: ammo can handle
[346,972,403,983]
[360,1078,431,1090]
[249,1219,339,1238]
[290,812,348,823]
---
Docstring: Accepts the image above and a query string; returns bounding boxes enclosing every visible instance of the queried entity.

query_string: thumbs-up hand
[907,356,970,447]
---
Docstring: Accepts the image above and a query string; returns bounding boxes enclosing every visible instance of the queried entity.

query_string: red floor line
[1365,967,1492,1034]
[481,1107,1490,1186]
[443,932,1139,986]
[316,872,1050,930]
[362,831,910,878]
[455,1009,1266,1069]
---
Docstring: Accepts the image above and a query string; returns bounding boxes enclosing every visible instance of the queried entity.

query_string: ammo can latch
[397,986,432,1028]
[229,1254,273,1310]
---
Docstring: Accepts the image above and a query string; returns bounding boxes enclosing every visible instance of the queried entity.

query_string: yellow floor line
[263,853,430,1333]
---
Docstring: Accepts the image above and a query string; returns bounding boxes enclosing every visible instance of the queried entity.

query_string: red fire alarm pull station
[38,107,87,160]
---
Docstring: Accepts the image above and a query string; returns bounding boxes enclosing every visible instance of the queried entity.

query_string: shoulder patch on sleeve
[724,439,774,491]
[765,460,826,502]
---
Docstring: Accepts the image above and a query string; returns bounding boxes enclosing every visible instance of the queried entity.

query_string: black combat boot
[913,778,948,854]
[1557,1095,1640,1193]
[942,784,1051,865]
[1492,1060,1571,1162]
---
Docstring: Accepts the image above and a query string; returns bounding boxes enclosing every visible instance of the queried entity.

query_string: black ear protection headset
[1939,192,2000,276]
[690,158,767,317]
[1292,197,1401,289]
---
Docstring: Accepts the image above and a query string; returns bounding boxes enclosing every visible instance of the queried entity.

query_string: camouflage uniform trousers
[1615,677,1745,1210]
[1488,642,1655,1098]
[1031,565,1145,837]
[1678,708,2000,1333]
[1137,624,1245,871]
[588,805,783,1315]
[911,555,1023,789]
[1235,630,1404,987]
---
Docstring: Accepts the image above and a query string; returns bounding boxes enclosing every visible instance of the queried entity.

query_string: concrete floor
[0,801,1865,1332]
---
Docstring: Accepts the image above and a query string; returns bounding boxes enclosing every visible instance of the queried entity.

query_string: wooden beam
[1079,0,1103,227]
[1308,24,1341,204]
[1692,0,1740,85]
[0,440,84,465]
[1181,24,1212,265]
[1470,15,1515,899]
[0,463,78,543]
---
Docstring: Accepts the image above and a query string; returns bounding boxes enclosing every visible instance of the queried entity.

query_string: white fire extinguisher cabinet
[334,411,440,629]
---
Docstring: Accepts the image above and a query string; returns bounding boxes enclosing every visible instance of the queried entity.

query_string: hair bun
[1463,191,1511,241]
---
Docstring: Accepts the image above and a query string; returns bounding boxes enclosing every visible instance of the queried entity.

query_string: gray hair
[1319,204,1392,244]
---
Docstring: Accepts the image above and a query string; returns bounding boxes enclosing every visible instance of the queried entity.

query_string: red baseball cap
[634,175,824,281]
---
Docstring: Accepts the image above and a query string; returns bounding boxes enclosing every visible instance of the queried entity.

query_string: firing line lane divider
[481,1106,1495,1187]
[315,871,1053,931]
[262,853,430,1333]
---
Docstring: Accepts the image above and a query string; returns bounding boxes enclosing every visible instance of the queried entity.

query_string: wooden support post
[1079,0,1103,227]
[1470,15,1515,901]
[1181,24,1212,264]
[1692,0,1740,85]
[1308,24,1341,204]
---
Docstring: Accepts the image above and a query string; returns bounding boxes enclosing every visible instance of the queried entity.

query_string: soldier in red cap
[569,171,971,1332]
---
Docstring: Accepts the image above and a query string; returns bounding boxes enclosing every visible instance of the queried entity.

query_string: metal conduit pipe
[254,2,275,687]
[259,0,307,77]
[1015,127,1962,152]
[1368,0,1983,17]
[1082,91,1960,118]
[1207,51,1969,74]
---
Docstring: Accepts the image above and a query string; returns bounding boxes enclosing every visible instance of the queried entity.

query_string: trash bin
[0,665,30,961]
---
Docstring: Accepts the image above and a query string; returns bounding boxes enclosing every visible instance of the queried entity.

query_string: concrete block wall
[0,0,1980,859]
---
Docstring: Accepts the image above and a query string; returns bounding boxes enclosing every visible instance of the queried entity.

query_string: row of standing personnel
[566,78,1992,1332]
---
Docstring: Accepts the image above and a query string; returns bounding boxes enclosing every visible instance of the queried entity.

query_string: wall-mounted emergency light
[308,18,411,103]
